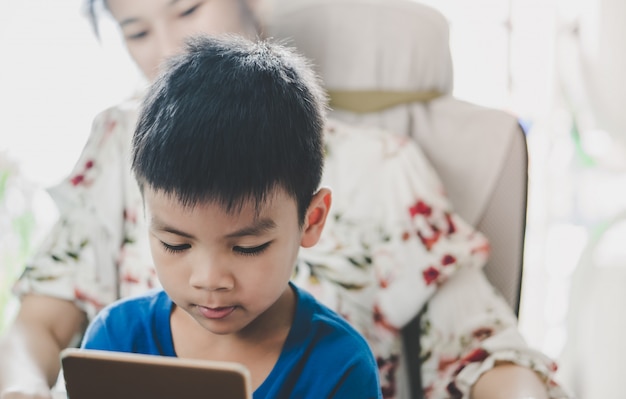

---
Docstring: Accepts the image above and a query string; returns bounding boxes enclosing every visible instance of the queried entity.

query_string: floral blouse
[13,99,567,399]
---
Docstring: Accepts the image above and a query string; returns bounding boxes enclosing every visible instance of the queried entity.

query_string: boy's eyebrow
[224,218,277,239]
[151,217,276,239]
[151,219,196,239]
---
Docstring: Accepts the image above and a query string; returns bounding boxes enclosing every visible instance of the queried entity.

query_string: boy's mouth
[196,305,236,320]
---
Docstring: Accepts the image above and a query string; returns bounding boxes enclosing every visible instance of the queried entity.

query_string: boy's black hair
[132,35,327,225]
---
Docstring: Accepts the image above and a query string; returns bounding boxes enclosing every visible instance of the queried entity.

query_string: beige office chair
[266,1,528,397]
[266,0,527,314]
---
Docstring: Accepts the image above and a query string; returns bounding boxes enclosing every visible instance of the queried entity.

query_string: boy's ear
[300,187,332,248]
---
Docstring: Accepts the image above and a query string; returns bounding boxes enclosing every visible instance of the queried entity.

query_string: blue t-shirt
[82,283,382,399]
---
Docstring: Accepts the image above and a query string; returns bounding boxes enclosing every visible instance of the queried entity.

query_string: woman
[0,0,566,398]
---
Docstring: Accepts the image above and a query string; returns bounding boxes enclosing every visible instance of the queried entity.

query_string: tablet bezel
[61,348,253,399]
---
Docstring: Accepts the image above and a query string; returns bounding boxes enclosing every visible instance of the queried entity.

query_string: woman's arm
[0,295,86,398]
[418,267,567,398]
[471,363,549,399]
[2,102,143,398]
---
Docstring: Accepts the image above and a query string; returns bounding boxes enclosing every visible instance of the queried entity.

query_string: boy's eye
[161,242,191,254]
[233,242,271,256]
[179,3,201,17]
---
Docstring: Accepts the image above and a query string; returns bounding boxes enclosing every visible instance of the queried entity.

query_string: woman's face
[106,0,257,81]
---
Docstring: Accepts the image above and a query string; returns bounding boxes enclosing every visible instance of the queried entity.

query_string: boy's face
[144,186,329,336]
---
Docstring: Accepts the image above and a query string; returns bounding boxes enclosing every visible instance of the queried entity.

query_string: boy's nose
[189,260,234,292]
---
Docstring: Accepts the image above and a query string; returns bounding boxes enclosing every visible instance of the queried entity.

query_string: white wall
[0,0,141,188]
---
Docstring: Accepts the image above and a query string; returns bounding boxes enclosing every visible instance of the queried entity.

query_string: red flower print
[417,229,441,250]
[445,213,456,234]
[549,361,558,372]
[461,348,489,363]
[472,327,494,341]
[437,356,459,372]
[123,208,138,224]
[70,174,85,186]
[70,159,96,186]
[377,355,400,398]
[422,266,440,285]
[450,348,490,379]
[409,199,432,218]
[122,273,140,284]
[471,241,491,256]
[74,287,104,310]
[373,305,398,333]
[147,268,157,289]
[441,254,456,266]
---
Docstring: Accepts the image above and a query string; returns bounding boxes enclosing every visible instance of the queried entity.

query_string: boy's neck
[171,284,296,390]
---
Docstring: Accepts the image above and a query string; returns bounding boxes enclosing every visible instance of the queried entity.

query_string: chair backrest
[265,0,528,314]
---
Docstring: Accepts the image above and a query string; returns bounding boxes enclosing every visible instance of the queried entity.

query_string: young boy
[79,35,382,398]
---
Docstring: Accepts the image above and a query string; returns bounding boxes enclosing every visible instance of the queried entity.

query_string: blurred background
[1,0,625,397]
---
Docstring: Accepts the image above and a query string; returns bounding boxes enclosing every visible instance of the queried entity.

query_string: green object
[570,116,597,168]
[0,169,9,202]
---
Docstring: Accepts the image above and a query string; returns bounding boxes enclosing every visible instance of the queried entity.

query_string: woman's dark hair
[84,0,101,37]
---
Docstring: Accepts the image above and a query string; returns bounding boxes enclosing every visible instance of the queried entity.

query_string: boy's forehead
[143,186,303,239]
[143,185,295,219]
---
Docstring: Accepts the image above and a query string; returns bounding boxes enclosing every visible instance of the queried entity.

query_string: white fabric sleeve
[418,267,569,398]
[12,102,137,320]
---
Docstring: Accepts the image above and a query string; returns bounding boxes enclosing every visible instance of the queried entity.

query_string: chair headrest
[265,0,521,228]
[265,0,453,95]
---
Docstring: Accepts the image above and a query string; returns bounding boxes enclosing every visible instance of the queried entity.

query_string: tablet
[61,348,252,399]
